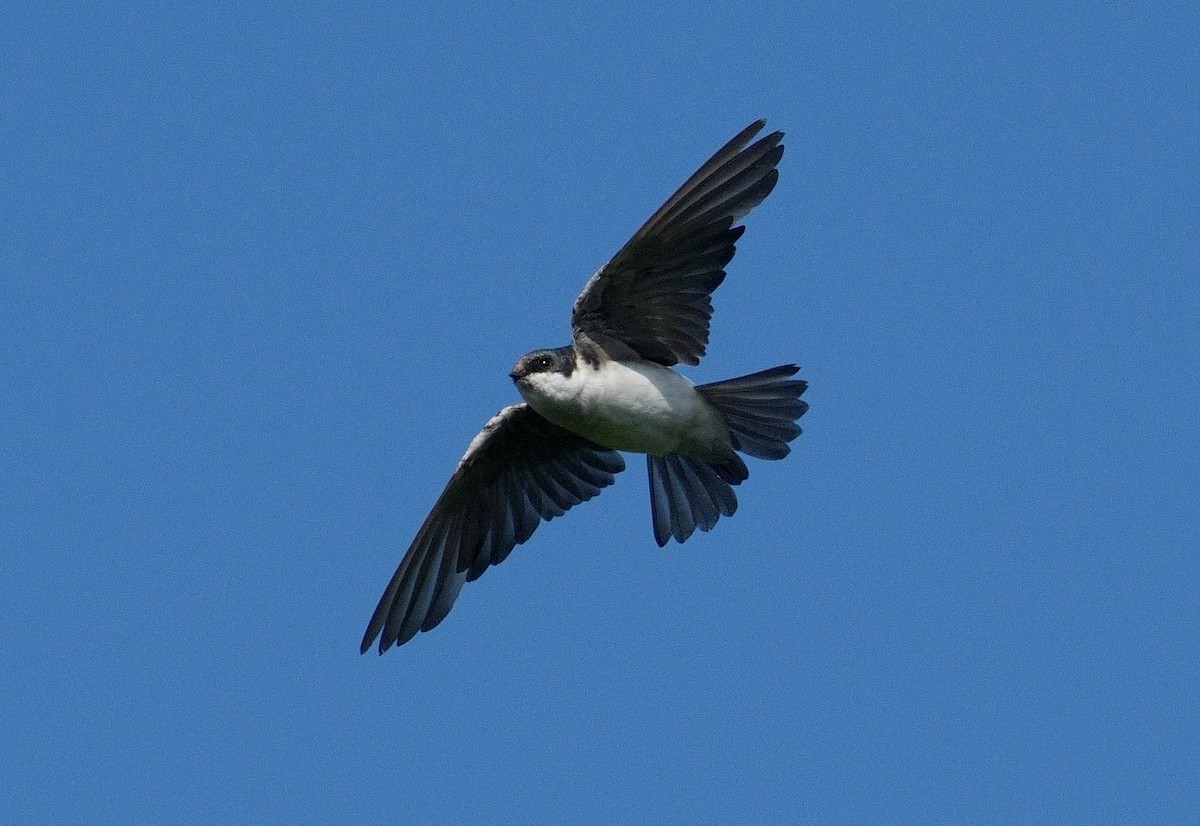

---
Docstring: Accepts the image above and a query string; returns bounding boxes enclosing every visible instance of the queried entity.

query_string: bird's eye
[536,356,551,370]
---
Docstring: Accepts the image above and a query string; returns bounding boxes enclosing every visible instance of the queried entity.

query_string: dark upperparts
[509,345,578,381]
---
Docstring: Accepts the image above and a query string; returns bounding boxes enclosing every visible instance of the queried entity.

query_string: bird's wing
[571,120,784,367]
[361,403,625,654]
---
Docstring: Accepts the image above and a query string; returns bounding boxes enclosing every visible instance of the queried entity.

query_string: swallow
[362,120,808,653]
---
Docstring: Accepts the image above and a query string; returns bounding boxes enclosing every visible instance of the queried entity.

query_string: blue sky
[3,3,1197,823]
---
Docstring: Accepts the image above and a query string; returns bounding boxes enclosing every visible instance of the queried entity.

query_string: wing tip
[360,633,390,655]
[740,118,785,145]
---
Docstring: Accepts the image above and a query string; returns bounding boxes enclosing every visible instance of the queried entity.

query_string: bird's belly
[521,360,727,457]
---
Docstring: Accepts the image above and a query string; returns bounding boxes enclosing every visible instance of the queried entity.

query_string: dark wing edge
[572,120,785,367]
[360,404,625,654]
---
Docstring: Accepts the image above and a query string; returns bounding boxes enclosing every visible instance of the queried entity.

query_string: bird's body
[513,349,733,461]
[362,120,810,653]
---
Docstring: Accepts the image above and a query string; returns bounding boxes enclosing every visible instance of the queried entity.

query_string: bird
[361,120,809,654]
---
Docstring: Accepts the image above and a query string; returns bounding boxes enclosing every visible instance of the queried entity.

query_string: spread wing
[571,120,784,367]
[361,404,625,654]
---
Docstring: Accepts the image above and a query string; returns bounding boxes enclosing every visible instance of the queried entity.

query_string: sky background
[3,3,1197,823]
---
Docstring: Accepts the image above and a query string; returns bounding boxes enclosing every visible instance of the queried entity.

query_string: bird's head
[509,347,576,383]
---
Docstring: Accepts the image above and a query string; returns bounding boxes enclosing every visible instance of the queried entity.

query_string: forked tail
[647,365,808,545]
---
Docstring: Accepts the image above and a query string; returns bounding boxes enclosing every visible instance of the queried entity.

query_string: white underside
[517,359,732,459]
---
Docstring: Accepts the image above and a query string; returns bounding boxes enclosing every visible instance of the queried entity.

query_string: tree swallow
[362,120,808,654]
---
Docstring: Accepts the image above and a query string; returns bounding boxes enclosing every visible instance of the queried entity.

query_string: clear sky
[3,4,1197,824]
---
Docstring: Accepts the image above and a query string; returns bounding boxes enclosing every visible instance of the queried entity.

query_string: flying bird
[362,120,808,654]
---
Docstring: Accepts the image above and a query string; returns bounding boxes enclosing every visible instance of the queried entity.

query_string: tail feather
[646,365,808,544]
[698,365,809,460]
[648,453,745,546]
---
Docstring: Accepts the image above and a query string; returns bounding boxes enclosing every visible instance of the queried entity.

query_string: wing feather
[361,404,625,653]
[572,121,784,366]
